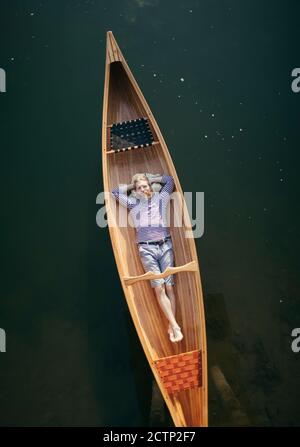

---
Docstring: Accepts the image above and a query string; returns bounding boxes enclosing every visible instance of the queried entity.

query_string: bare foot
[168,324,174,341]
[168,325,183,343]
[172,327,183,342]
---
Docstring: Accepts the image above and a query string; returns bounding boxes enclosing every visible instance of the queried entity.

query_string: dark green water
[0,0,300,426]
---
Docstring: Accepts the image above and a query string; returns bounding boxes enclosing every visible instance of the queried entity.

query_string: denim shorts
[138,238,175,288]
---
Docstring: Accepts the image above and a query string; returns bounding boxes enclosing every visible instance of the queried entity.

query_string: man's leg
[154,284,183,342]
[165,284,176,338]
[138,244,182,342]
[159,240,180,341]
[154,284,178,329]
[165,284,176,315]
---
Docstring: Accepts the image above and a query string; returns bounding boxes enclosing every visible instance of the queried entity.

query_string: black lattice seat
[109,117,154,152]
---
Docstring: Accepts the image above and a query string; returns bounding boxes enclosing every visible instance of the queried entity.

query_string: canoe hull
[102,31,208,427]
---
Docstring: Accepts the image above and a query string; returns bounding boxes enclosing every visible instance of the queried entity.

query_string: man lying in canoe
[112,173,183,343]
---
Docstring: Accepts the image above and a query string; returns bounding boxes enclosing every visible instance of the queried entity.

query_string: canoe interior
[107,62,154,129]
[105,61,206,426]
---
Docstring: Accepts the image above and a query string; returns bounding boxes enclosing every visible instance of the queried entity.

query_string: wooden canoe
[102,31,208,427]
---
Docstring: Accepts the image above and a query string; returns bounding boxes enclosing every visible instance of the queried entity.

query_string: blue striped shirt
[111,175,175,243]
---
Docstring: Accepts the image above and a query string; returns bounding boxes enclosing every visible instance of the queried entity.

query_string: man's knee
[154,284,165,297]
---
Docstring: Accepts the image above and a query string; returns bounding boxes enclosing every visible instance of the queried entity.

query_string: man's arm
[148,174,163,184]
[159,175,175,201]
[111,183,137,210]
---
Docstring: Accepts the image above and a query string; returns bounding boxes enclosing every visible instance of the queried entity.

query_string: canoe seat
[154,350,202,394]
[108,117,154,152]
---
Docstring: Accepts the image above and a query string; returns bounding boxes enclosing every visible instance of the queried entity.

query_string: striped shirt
[111,175,175,243]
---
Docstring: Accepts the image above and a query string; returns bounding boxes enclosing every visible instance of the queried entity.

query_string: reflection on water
[130,291,298,427]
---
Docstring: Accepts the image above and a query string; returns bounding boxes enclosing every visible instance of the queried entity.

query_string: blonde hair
[132,173,151,190]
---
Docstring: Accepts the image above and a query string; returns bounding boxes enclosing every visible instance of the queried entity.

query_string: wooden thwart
[123,260,198,286]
